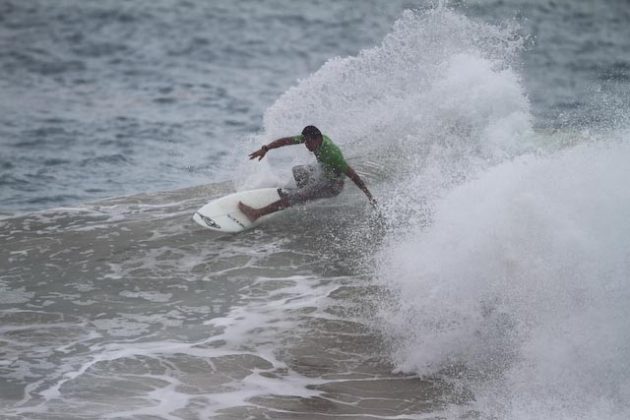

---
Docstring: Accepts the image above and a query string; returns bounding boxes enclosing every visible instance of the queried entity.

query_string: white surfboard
[192,188,283,233]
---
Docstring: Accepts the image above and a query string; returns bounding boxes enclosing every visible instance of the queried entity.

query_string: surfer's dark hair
[302,125,322,139]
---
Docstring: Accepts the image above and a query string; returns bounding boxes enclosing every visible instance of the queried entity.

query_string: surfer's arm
[345,166,377,207]
[249,137,296,160]
[266,137,296,149]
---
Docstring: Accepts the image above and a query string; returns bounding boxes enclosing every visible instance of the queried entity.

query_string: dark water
[1,1,630,419]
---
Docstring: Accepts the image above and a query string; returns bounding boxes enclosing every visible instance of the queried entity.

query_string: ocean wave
[375,137,630,419]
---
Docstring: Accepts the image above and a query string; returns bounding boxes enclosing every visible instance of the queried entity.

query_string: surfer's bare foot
[238,201,259,222]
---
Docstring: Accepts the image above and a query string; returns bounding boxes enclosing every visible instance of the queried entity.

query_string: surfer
[238,125,376,222]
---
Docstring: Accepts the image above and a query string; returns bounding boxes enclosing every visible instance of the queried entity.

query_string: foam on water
[4,243,336,418]
[3,173,389,417]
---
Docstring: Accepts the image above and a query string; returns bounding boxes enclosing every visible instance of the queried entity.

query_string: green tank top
[293,134,349,179]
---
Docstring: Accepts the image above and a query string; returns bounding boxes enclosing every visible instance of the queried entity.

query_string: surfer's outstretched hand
[249,148,267,161]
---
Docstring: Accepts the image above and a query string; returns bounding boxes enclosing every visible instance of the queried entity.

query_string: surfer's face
[305,135,321,152]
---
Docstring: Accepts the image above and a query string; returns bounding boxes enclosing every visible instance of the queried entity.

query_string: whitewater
[2,3,629,419]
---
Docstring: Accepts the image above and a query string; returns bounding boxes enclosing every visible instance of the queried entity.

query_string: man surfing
[238,125,376,222]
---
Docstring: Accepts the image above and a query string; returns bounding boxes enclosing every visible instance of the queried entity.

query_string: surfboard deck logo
[226,214,246,229]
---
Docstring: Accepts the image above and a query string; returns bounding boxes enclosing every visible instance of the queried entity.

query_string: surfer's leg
[238,196,291,222]
[239,178,342,222]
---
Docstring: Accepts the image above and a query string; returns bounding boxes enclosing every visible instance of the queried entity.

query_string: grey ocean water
[2,1,630,419]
